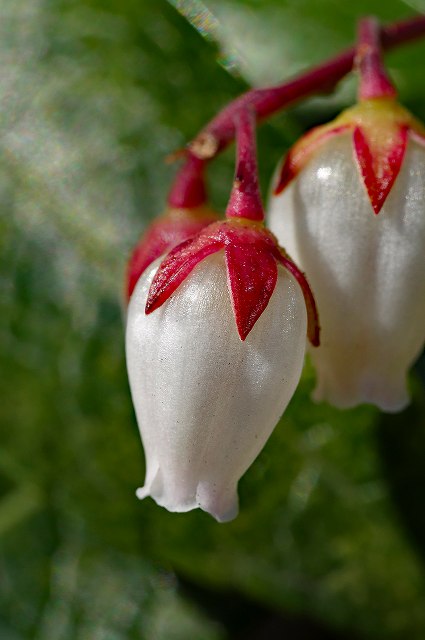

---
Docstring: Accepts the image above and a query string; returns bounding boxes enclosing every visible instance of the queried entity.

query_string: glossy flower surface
[268,99,425,411]
[126,251,308,521]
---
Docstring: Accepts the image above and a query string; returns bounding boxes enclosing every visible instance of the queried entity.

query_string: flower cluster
[125,15,425,521]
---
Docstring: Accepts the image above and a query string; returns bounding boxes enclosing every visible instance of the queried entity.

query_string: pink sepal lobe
[353,124,408,214]
[146,220,320,345]
[126,208,217,301]
[145,229,223,314]
[273,248,320,347]
[225,237,277,341]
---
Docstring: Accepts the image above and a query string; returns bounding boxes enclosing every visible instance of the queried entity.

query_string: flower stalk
[356,17,397,101]
[167,152,208,209]
[168,14,425,208]
[147,109,320,344]
[225,109,264,222]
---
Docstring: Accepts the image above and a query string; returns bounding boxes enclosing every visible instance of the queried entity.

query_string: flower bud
[268,97,425,412]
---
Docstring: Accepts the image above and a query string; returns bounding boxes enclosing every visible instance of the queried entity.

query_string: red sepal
[353,124,408,214]
[146,220,320,345]
[225,238,277,340]
[272,248,320,347]
[145,230,223,315]
[126,209,217,301]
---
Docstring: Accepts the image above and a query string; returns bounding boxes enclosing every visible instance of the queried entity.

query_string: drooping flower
[268,17,425,412]
[126,109,319,522]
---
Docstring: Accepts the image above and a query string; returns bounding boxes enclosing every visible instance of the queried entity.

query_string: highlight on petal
[273,97,425,215]
[274,125,350,195]
[225,241,277,341]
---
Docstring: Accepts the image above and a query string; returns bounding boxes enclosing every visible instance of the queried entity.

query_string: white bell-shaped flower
[268,18,425,413]
[125,109,319,522]
[268,124,425,412]
[126,253,307,522]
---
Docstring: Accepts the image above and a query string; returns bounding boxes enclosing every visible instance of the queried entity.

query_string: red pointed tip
[234,297,268,341]
[144,301,156,314]
[225,236,278,341]
[236,324,249,342]
[145,294,163,315]
[144,230,223,315]
[353,125,407,215]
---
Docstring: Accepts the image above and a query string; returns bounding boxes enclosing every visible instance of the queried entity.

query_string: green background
[1,1,425,638]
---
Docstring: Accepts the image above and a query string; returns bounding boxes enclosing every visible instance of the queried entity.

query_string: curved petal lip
[135,485,239,523]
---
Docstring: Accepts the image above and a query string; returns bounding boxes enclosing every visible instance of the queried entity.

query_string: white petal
[126,252,307,522]
[268,134,425,412]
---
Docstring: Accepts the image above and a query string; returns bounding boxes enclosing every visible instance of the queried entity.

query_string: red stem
[356,17,396,100]
[170,13,425,206]
[167,153,207,208]
[226,109,264,222]
[191,14,425,155]
[190,49,354,159]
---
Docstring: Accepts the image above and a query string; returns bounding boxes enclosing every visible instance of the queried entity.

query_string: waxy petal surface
[274,125,350,195]
[127,254,308,521]
[145,231,222,314]
[273,249,320,347]
[268,132,425,411]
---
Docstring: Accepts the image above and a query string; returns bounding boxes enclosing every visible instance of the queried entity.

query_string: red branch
[168,14,425,207]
